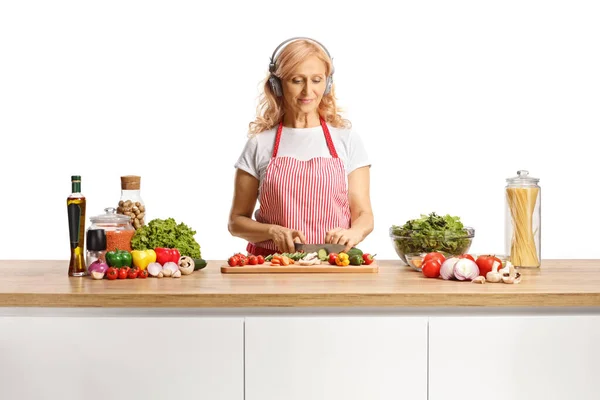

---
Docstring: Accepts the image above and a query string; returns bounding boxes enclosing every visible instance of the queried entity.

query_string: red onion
[88,260,108,280]
[440,257,459,280]
[454,259,479,281]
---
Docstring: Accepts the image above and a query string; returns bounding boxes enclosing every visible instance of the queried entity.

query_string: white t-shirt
[234,124,371,183]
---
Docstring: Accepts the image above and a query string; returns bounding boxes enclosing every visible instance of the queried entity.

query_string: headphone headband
[268,37,334,75]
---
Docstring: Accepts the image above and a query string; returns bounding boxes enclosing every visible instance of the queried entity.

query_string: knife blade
[294,243,346,254]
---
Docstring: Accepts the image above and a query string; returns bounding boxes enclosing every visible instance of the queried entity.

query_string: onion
[147,262,163,277]
[440,257,459,280]
[88,260,108,280]
[163,262,179,276]
[454,259,479,281]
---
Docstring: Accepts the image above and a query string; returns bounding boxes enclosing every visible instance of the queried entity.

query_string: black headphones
[268,37,335,97]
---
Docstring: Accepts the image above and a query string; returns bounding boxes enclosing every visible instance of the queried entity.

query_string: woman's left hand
[324,228,363,253]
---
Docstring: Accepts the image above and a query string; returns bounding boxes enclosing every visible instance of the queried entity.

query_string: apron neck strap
[272,117,339,158]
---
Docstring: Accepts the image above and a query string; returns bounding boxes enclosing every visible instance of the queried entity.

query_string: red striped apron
[247,117,351,256]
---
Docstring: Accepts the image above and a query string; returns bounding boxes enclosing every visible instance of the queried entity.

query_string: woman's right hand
[268,225,306,253]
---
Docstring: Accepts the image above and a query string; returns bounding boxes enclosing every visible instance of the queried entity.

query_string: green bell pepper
[106,249,133,268]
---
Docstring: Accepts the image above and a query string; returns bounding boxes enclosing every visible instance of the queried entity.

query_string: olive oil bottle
[67,175,87,276]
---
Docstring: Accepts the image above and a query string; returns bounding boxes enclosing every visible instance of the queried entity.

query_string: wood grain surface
[0,260,599,308]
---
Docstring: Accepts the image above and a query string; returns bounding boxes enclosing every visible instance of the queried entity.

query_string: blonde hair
[248,39,351,134]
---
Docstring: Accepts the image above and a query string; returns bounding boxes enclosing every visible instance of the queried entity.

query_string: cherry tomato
[138,269,149,279]
[458,254,475,262]
[422,259,442,278]
[248,256,258,265]
[128,268,139,279]
[228,256,239,267]
[106,267,118,280]
[475,255,503,277]
[328,253,338,265]
[256,255,265,265]
[423,252,446,266]
[118,267,129,279]
[237,256,247,266]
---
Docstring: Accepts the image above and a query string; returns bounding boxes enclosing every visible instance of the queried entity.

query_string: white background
[1,0,598,261]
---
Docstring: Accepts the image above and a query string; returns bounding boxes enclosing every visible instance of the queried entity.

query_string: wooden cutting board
[220,262,378,274]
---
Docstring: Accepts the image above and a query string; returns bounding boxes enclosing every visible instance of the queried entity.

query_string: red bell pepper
[155,248,181,266]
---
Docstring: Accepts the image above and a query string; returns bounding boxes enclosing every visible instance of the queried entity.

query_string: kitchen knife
[294,243,346,254]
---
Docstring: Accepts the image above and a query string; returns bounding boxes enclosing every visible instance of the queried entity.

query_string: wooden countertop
[0,260,599,308]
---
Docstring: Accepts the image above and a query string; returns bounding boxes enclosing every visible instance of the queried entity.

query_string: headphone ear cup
[324,76,333,95]
[269,75,283,97]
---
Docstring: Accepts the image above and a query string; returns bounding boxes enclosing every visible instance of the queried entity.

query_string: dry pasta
[506,187,540,267]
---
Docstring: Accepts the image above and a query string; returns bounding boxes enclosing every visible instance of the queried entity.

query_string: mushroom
[486,261,503,283]
[502,262,522,284]
[178,256,195,275]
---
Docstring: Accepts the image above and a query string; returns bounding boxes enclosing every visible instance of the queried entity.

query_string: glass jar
[505,170,541,268]
[117,175,146,230]
[89,207,135,252]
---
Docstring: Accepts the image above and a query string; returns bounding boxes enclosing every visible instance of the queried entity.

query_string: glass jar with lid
[117,175,146,230]
[89,207,135,252]
[505,170,541,268]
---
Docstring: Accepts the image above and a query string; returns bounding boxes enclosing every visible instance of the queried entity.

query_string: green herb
[131,218,201,259]
[390,212,472,255]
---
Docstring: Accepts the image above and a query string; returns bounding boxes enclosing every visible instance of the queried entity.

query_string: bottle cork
[121,175,141,190]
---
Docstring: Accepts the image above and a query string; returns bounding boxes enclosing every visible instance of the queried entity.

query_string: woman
[228,37,373,256]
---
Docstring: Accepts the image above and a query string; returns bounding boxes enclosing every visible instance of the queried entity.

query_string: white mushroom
[485,261,503,283]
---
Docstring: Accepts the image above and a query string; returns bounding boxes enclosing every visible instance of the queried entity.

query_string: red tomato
[422,259,442,278]
[328,253,338,265]
[228,256,239,267]
[423,252,446,265]
[138,269,149,279]
[128,268,139,279]
[475,255,503,277]
[106,267,118,280]
[237,256,247,266]
[118,268,129,279]
[248,256,258,265]
[458,254,475,262]
[256,255,265,265]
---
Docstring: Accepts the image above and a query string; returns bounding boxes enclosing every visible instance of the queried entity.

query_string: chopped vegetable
[453,259,479,281]
[440,257,459,280]
[317,248,328,261]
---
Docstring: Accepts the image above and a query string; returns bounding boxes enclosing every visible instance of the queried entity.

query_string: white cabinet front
[0,316,244,400]
[429,316,600,400]
[245,316,428,400]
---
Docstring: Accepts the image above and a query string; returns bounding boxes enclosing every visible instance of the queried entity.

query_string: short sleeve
[347,130,371,174]
[234,136,260,179]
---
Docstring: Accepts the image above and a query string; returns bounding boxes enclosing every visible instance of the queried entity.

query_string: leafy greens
[131,218,201,259]
[391,212,472,255]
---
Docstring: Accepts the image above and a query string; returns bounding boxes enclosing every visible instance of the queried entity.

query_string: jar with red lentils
[88,207,135,252]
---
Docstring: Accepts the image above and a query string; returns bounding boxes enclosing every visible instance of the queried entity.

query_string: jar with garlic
[117,175,146,230]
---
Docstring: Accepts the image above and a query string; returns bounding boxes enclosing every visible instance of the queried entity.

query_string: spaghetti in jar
[505,170,541,268]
